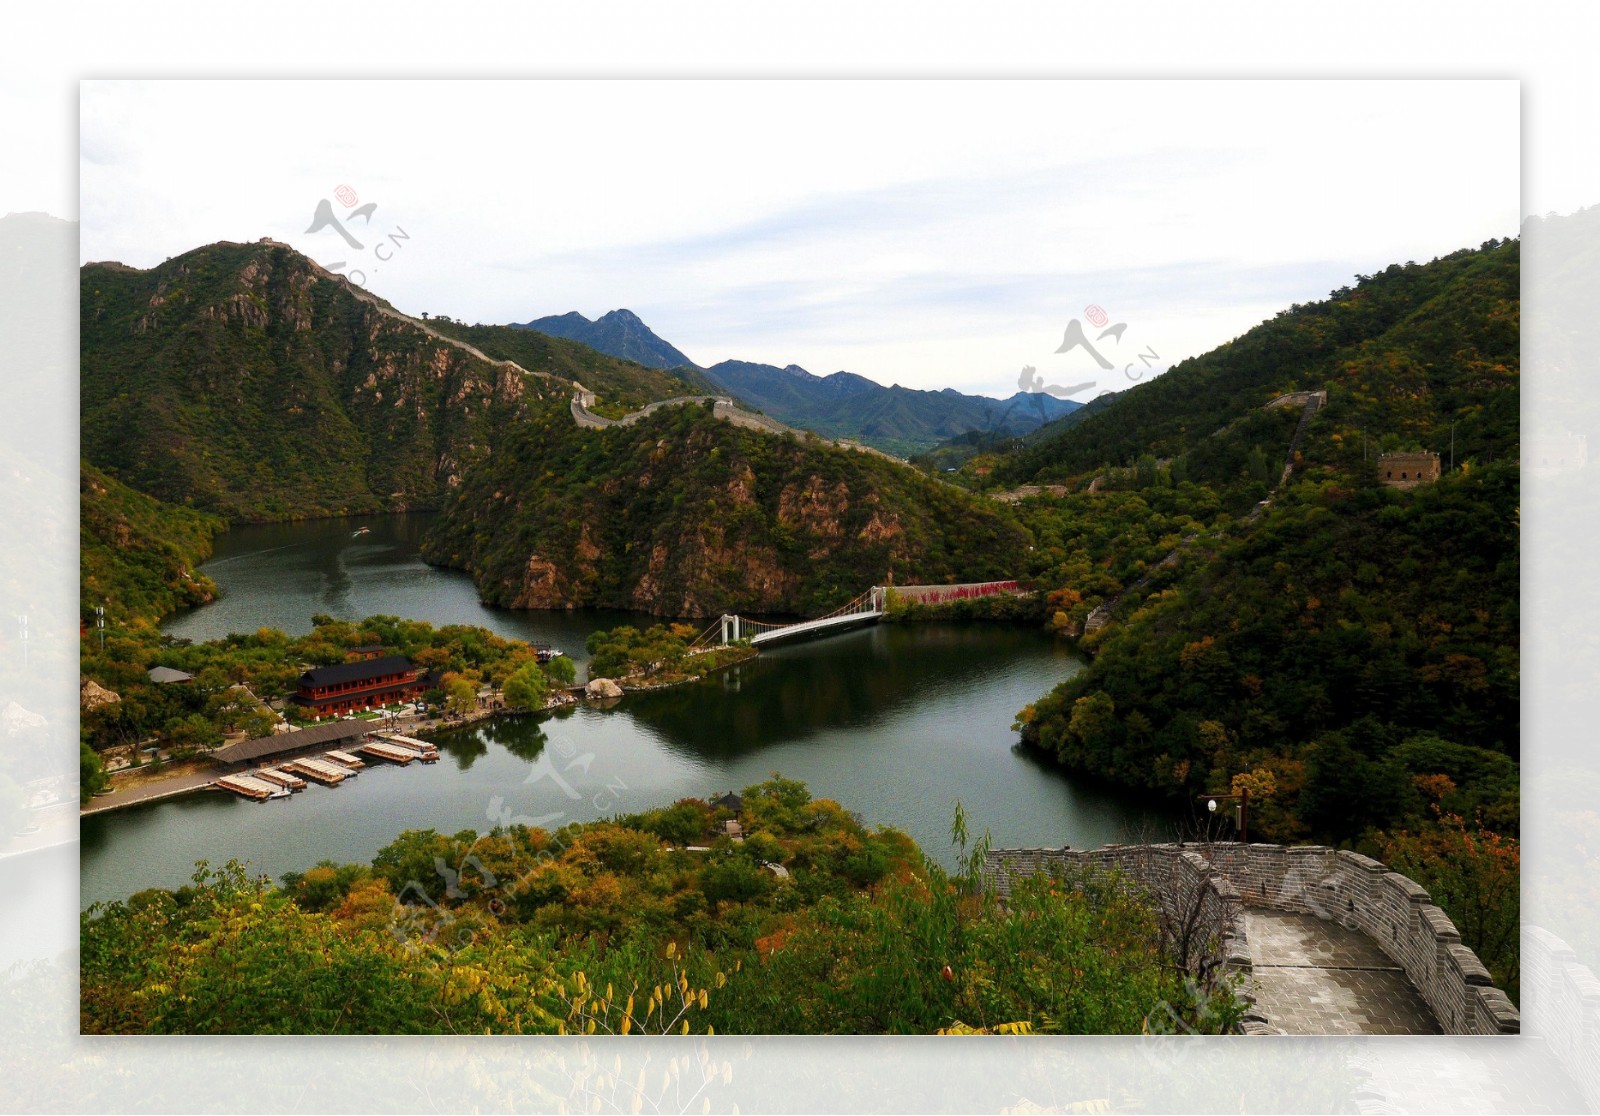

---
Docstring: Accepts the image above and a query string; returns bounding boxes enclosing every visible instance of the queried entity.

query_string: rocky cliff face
[422,402,1030,618]
[82,240,557,520]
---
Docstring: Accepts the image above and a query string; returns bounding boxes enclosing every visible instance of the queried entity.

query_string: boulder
[584,677,624,700]
[80,679,120,713]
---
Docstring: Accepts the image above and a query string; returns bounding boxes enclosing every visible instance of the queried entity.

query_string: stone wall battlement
[983,841,1520,1036]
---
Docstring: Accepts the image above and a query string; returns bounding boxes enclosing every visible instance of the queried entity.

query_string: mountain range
[515,310,1081,456]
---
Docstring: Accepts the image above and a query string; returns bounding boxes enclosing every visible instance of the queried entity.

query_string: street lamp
[1197,788,1250,843]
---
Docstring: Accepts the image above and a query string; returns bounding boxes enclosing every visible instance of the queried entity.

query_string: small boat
[534,643,565,664]
[351,527,370,538]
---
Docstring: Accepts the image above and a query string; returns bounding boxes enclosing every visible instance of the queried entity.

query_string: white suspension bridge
[689,581,1030,650]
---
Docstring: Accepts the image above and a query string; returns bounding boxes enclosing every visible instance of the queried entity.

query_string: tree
[164,713,222,755]
[503,661,550,711]
[80,742,110,803]
[542,654,577,687]
[1381,810,1520,999]
[443,676,478,717]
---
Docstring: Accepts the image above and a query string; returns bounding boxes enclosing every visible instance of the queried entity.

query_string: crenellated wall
[1522,926,1600,1109]
[983,841,1520,1036]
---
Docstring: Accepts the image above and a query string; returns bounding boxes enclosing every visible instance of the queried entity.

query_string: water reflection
[162,513,669,669]
[81,516,1168,908]
[439,728,489,771]
[623,623,1048,759]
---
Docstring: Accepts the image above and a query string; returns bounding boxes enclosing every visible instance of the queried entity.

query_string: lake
[81,516,1161,906]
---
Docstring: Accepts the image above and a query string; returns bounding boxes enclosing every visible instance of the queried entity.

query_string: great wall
[985,841,1520,1036]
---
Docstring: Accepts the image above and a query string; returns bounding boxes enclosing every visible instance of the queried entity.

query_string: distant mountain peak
[515,308,696,370]
[781,364,814,379]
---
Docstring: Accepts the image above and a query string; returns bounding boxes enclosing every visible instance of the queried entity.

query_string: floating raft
[358,740,418,765]
[281,758,347,785]
[324,750,367,771]
[214,774,290,801]
[373,732,440,762]
[254,768,306,792]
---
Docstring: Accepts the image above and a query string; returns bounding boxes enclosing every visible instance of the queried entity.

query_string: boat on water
[350,526,370,538]
[534,643,565,664]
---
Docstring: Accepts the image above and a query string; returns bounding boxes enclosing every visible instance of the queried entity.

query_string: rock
[585,678,624,700]
[80,679,120,713]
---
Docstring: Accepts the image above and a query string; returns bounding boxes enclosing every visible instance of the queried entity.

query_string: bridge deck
[748,610,883,647]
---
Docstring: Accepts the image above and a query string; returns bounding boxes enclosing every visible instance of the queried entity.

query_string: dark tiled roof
[299,655,414,688]
[211,720,369,765]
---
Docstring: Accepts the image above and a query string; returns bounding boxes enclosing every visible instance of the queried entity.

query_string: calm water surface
[82,516,1162,906]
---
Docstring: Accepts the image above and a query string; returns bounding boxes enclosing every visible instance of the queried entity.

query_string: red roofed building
[292,655,427,717]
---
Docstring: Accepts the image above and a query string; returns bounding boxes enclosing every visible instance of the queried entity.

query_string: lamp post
[1199,788,1250,843]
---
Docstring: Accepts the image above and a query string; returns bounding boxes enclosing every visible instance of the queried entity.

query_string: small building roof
[211,720,370,765]
[299,655,414,688]
[711,792,743,814]
[147,666,194,684]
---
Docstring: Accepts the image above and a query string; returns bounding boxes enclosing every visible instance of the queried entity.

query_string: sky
[78,79,1520,398]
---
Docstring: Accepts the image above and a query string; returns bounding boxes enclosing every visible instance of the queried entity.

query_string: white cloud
[79,79,1519,395]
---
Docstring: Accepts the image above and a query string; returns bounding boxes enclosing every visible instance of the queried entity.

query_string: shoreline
[80,692,596,817]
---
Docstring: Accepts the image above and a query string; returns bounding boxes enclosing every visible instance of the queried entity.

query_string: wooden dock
[373,732,440,762]
[281,758,347,785]
[324,750,366,771]
[213,774,290,801]
[254,768,306,792]
[358,740,417,765]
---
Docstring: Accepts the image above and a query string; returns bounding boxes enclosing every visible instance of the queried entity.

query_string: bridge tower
[719,614,740,645]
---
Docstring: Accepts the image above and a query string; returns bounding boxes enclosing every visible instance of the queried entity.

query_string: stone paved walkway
[1245,909,1441,1034]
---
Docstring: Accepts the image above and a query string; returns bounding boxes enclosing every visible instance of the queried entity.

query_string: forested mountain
[993,238,1520,856]
[80,242,728,522]
[80,241,571,520]
[515,308,697,370]
[79,238,1030,626]
[999,240,1518,485]
[421,399,1030,617]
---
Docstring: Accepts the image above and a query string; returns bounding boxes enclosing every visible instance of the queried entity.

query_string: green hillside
[81,241,573,521]
[81,778,1241,1035]
[79,461,225,630]
[1000,239,1520,846]
[1019,463,1519,830]
[421,399,1032,617]
[999,239,1518,485]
